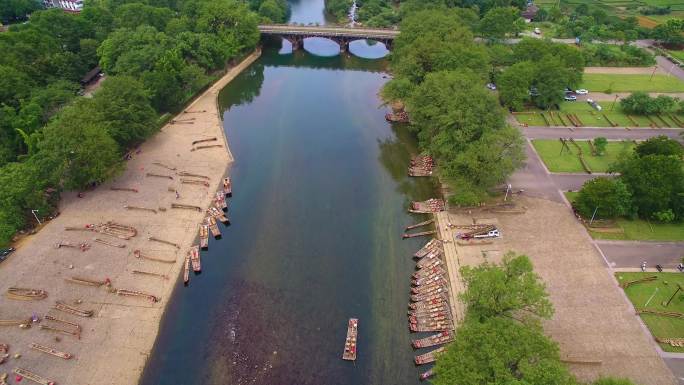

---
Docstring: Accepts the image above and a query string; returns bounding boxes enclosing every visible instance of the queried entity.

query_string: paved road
[509,140,563,202]
[598,240,684,268]
[550,173,610,191]
[522,126,684,141]
[258,24,399,39]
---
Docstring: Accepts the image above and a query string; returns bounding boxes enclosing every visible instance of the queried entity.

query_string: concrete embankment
[0,49,261,385]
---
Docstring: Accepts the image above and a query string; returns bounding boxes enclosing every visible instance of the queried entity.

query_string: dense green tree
[653,18,684,46]
[0,65,33,107]
[593,137,607,155]
[433,317,576,385]
[496,61,534,110]
[0,0,40,22]
[98,26,176,75]
[616,154,684,220]
[635,135,683,158]
[35,102,122,190]
[196,0,260,53]
[574,177,632,219]
[620,92,677,115]
[324,0,352,21]
[479,6,524,40]
[533,55,574,108]
[113,3,174,31]
[258,0,286,22]
[460,253,553,322]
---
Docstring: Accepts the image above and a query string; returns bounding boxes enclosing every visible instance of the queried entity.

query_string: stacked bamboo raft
[408,156,434,177]
[409,199,445,214]
[406,238,454,380]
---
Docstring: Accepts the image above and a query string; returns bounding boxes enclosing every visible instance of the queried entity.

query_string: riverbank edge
[133,48,263,383]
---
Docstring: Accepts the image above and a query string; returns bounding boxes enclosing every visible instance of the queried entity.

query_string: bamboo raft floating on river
[403,230,437,239]
[411,288,448,303]
[223,177,232,197]
[6,288,48,301]
[412,274,446,287]
[416,253,443,269]
[207,216,221,238]
[29,343,73,360]
[414,239,442,258]
[208,207,229,224]
[406,219,434,231]
[408,155,434,177]
[199,224,209,249]
[409,199,445,214]
[414,347,445,365]
[410,320,453,333]
[215,191,227,210]
[385,111,409,123]
[183,254,191,284]
[342,318,358,361]
[13,367,56,385]
[190,245,201,272]
[412,331,453,349]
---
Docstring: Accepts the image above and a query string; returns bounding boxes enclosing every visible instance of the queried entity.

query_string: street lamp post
[31,209,42,225]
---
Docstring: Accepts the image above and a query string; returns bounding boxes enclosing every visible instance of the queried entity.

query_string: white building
[43,0,83,12]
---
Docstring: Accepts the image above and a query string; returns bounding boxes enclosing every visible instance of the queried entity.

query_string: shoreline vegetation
[0,0,290,247]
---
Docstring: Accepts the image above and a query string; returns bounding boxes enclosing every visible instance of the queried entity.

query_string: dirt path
[584,67,665,75]
[0,49,261,385]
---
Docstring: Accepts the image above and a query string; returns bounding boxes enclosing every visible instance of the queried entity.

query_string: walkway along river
[140,1,438,384]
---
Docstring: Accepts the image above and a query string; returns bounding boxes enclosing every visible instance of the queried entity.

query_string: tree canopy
[574,177,632,219]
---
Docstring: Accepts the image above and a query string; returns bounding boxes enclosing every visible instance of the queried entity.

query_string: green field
[580,74,684,93]
[535,0,684,27]
[532,139,634,173]
[590,219,684,241]
[668,50,684,62]
[617,272,684,352]
[515,101,684,128]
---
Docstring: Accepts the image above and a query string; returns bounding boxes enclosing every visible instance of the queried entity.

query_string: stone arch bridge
[258,24,400,52]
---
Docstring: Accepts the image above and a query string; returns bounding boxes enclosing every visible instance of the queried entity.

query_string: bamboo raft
[178,171,210,179]
[41,315,81,339]
[183,254,191,284]
[408,155,434,177]
[223,177,232,197]
[410,320,452,332]
[403,230,437,239]
[342,318,358,361]
[409,199,445,213]
[191,137,217,145]
[411,288,448,303]
[414,239,442,258]
[199,224,209,249]
[13,368,56,385]
[209,207,229,224]
[410,295,448,310]
[192,144,222,151]
[420,369,434,381]
[0,319,31,327]
[152,161,176,171]
[66,221,137,239]
[146,172,174,180]
[171,203,202,212]
[133,250,176,264]
[124,205,157,214]
[148,236,180,249]
[54,241,90,251]
[412,274,446,287]
[54,301,93,317]
[412,283,448,296]
[385,111,409,123]
[455,224,497,239]
[132,270,168,280]
[6,288,48,301]
[110,187,138,193]
[415,347,445,365]
[29,343,73,360]
[115,289,159,303]
[190,245,201,272]
[215,191,227,210]
[457,240,494,246]
[65,276,108,287]
[414,260,442,275]
[416,252,443,269]
[412,331,453,349]
[207,216,221,238]
[94,238,126,248]
[181,178,210,187]
[406,219,434,231]
[409,305,450,318]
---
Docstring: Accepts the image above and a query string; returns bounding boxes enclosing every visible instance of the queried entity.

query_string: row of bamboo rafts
[65,221,137,240]
[408,156,434,177]
[409,199,445,214]
[214,191,228,211]
[342,318,358,361]
[409,239,454,333]
[207,207,229,224]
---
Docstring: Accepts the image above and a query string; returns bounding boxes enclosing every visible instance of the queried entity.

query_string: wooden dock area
[434,212,467,326]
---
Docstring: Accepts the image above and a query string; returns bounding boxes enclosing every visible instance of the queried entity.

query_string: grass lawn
[532,139,634,173]
[668,50,684,63]
[515,102,684,128]
[616,272,684,352]
[580,74,684,93]
[590,219,684,241]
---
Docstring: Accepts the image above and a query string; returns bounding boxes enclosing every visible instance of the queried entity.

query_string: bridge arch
[281,35,392,54]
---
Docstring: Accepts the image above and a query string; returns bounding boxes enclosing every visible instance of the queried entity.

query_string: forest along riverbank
[0,51,260,385]
[139,39,438,383]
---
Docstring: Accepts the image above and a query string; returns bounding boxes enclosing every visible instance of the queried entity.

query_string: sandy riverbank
[0,49,261,385]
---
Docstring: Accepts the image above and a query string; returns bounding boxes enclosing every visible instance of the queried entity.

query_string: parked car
[528,87,539,96]
[533,27,541,35]
[0,247,15,262]
[564,95,577,101]
[486,83,497,90]
[575,89,589,95]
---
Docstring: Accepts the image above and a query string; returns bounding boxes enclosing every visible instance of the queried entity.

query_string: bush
[574,177,632,219]
[653,209,676,223]
[582,44,655,67]
[635,135,683,158]
[620,92,676,115]
[594,137,607,155]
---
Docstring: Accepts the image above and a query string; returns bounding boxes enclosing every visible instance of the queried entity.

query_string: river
[139,1,437,384]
